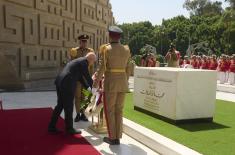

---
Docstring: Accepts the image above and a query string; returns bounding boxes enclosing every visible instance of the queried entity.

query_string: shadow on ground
[177,121,230,132]
[100,144,148,155]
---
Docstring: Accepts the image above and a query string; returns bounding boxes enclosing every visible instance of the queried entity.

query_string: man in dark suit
[48,52,96,135]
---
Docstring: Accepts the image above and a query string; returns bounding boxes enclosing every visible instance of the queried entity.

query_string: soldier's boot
[103,137,120,145]
[80,112,88,122]
[74,113,81,122]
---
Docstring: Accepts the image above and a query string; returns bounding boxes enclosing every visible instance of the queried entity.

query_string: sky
[109,0,229,25]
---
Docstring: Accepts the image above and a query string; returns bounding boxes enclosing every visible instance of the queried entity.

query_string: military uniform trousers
[219,71,226,84]
[228,72,235,85]
[49,78,75,130]
[103,92,126,140]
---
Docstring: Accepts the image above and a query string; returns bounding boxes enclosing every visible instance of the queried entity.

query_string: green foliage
[80,89,92,111]
[119,21,155,56]
[226,0,235,9]
[132,55,141,66]
[119,1,235,57]
[155,54,165,63]
[140,44,156,55]
[183,0,223,16]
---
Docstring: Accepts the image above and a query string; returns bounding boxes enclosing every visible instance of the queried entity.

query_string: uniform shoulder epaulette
[87,48,94,52]
[70,47,79,53]
[99,43,110,54]
[106,43,111,49]
[72,47,79,51]
[102,43,111,48]
[70,47,79,57]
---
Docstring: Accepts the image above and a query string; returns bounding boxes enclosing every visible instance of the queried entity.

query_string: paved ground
[0,91,159,155]
[216,91,235,102]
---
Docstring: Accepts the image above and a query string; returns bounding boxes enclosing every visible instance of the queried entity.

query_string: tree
[225,0,235,9]
[183,0,223,16]
[140,44,156,55]
[160,16,191,56]
[119,21,155,55]
[183,0,207,15]
[118,0,234,57]
[220,9,235,53]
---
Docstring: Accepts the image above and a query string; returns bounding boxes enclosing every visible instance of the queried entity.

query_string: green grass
[124,93,235,155]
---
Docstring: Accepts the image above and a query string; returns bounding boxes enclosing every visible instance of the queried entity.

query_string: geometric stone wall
[0,0,114,90]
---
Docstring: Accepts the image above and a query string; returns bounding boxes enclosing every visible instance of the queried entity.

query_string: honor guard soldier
[190,55,198,69]
[183,56,190,67]
[69,35,95,122]
[209,55,218,70]
[228,54,235,85]
[93,26,131,145]
[226,55,231,82]
[179,56,184,67]
[218,55,228,84]
[200,55,209,70]
[196,56,202,69]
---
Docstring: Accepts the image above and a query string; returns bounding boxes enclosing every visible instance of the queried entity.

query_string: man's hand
[92,72,98,80]
[87,87,92,93]
[87,87,98,95]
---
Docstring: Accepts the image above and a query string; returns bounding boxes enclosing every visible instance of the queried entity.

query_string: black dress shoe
[114,139,120,145]
[103,137,120,145]
[66,128,82,135]
[80,113,88,122]
[48,127,62,134]
[74,113,80,122]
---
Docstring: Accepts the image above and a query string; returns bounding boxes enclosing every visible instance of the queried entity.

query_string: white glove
[87,87,92,93]
[92,88,98,95]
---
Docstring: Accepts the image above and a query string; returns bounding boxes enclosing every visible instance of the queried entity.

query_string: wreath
[80,89,93,111]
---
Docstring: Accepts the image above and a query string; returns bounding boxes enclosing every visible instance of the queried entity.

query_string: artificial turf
[123,93,235,155]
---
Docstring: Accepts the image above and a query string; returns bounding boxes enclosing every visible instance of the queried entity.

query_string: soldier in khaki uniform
[93,26,131,145]
[70,34,94,122]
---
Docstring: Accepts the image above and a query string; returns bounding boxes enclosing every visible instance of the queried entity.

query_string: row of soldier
[140,44,235,85]
[48,26,130,145]
[180,54,235,85]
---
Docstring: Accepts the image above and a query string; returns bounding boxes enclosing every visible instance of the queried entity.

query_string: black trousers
[49,79,75,130]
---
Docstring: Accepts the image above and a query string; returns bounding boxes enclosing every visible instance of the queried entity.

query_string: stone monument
[134,67,217,123]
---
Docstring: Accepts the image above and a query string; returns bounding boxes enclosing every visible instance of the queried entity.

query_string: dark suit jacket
[55,57,93,92]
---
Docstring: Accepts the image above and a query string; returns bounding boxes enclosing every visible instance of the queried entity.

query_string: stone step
[217,83,235,94]
[123,118,202,155]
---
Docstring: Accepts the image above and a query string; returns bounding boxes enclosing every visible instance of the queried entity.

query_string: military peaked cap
[78,34,89,40]
[108,26,123,34]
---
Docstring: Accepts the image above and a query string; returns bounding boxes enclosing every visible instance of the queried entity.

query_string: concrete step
[123,118,202,155]
[217,83,235,94]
